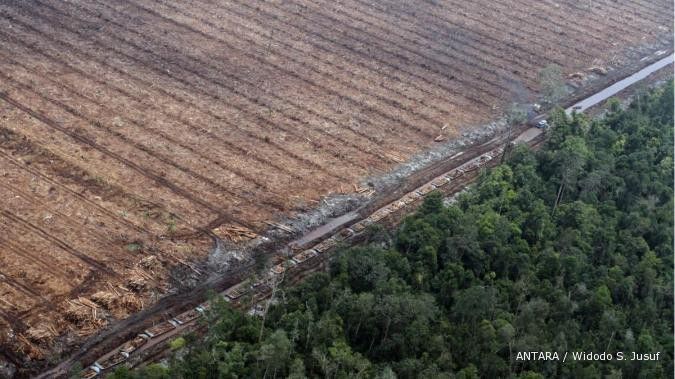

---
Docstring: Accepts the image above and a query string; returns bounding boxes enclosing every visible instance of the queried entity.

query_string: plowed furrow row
[299,0,518,96]
[0,10,365,179]
[256,0,499,107]
[519,0,647,46]
[128,0,461,131]
[230,0,492,109]
[161,0,460,123]
[88,0,438,147]
[112,0,450,134]
[218,0,483,117]
[0,91,227,224]
[0,210,112,275]
[473,0,625,50]
[0,31,318,185]
[352,0,546,72]
[0,53,291,213]
[385,0,568,67]
[338,0,540,87]
[33,0,416,162]
[444,0,595,62]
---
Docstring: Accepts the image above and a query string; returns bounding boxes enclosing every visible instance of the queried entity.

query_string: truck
[536,119,550,129]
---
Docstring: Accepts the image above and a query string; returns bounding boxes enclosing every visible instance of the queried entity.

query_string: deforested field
[0,0,672,367]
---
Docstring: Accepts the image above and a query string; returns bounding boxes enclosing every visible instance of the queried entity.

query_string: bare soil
[0,0,672,373]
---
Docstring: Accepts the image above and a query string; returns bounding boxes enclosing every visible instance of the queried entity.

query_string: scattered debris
[434,135,447,142]
[117,294,143,313]
[25,324,57,344]
[383,152,405,163]
[263,221,294,234]
[139,255,161,272]
[212,225,258,242]
[589,66,608,75]
[165,254,202,275]
[126,274,148,292]
[90,290,143,316]
[91,291,117,309]
[17,335,43,360]
[568,72,585,80]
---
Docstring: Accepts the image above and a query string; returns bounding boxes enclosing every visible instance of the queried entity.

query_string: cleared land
[0,0,672,367]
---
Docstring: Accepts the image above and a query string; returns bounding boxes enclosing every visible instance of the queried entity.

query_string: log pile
[213,224,259,242]
[25,323,57,344]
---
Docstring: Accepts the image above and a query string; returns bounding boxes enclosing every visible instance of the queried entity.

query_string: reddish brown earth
[0,0,672,369]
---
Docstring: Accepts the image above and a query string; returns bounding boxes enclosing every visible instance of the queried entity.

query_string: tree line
[106,81,673,379]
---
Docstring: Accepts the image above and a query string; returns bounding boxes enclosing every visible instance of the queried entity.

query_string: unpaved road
[566,53,674,114]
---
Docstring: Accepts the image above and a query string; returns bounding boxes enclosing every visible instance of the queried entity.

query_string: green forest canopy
[109,81,673,379]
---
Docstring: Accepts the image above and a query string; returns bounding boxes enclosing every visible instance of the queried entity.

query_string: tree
[505,102,528,158]
[287,358,308,379]
[118,82,674,379]
[538,64,568,104]
[551,136,590,213]
[258,330,292,378]
[507,103,528,127]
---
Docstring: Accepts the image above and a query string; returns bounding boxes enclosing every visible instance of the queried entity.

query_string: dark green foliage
[116,83,673,378]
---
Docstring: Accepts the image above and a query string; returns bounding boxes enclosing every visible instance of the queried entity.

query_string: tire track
[0,127,208,240]
[0,123,216,242]
[0,270,51,305]
[0,307,26,335]
[0,180,139,263]
[0,137,156,237]
[1,210,113,275]
[1,140,213,270]
[0,235,70,279]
